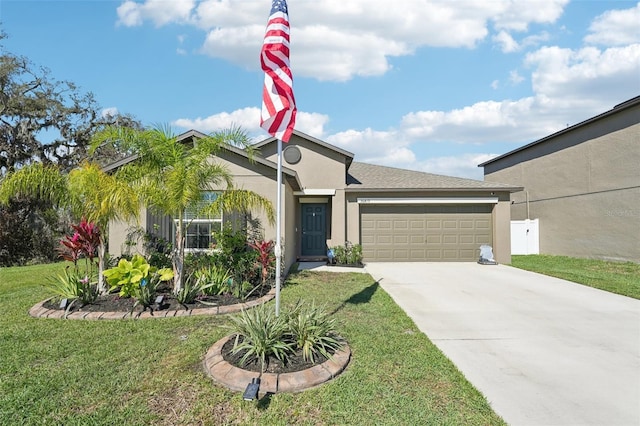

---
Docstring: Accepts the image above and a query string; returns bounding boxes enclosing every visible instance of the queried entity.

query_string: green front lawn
[511,255,640,299]
[0,263,504,425]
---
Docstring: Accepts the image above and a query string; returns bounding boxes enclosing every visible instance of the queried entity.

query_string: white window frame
[178,191,223,251]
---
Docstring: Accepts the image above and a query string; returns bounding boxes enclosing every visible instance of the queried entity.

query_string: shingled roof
[346,162,520,192]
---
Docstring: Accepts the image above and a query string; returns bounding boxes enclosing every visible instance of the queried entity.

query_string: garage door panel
[410,220,425,230]
[426,235,442,244]
[427,220,442,229]
[442,250,460,260]
[376,235,393,244]
[393,235,409,244]
[459,249,476,258]
[442,235,458,244]
[394,221,409,230]
[475,220,491,229]
[410,234,424,244]
[377,220,392,229]
[361,204,493,262]
[443,220,458,229]
[459,235,475,244]
[410,249,425,260]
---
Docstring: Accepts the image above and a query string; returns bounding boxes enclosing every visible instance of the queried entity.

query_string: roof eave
[479,95,640,167]
[345,186,523,193]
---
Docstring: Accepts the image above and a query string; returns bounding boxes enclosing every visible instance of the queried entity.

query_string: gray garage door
[361,204,493,261]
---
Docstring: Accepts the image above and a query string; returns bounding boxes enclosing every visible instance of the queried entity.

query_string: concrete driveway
[364,262,640,426]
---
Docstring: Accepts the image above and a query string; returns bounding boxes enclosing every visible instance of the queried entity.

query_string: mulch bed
[221,335,335,374]
[42,285,272,314]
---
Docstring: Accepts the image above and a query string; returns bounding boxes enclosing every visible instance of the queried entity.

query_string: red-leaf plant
[249,239,275,285]
[57,218,101,284]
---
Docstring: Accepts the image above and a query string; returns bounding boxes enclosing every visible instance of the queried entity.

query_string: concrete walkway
[364,262,640,426]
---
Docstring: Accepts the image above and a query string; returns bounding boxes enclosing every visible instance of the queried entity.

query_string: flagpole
[274,138,283,316]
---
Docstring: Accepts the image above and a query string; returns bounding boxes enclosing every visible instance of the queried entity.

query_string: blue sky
[1,0,638,179]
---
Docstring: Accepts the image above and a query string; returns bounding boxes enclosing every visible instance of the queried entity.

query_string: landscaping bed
[41,284,272,314]
[221,335,331,374]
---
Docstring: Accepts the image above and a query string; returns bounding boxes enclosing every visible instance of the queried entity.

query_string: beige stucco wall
[108,210,146,257]
[258,135,350,256]
[344,190,513,264]
[492,196,512,264]
[259,136,348,191]
[214,155,297,271]
[329,189,346,247]
[485,113,640,262]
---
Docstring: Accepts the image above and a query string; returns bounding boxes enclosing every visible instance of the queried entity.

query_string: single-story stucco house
[480,95,640,262]
[108,129,521,270]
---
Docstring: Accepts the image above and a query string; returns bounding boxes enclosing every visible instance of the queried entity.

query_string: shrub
[229,303,293,372]
[44,219,101,312]
[45,267,98,314]
[229,301,344,371]
[285,300,343,363]
[249,239,275,285]
[103,254,173,299]
[175,277,202,306]
[195,264,232,296]
[331,241,363,265]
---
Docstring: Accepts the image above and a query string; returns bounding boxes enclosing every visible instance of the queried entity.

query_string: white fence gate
[511,219,539,255]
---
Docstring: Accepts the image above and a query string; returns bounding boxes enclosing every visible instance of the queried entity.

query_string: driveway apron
[364,262,640,426]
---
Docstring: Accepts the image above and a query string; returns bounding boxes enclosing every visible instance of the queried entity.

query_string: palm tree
[92,125,275,294]
[0,162,140,294]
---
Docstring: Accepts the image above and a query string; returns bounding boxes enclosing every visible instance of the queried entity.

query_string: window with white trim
[181,191,222,249]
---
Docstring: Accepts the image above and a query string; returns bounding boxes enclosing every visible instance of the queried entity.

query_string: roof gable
[253,129,354,168]
[101,129,302,191]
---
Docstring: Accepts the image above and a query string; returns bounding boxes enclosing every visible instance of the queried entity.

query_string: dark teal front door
[301,204,326,257]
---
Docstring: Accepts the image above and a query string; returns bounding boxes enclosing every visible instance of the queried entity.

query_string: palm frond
[209,189,275,225]
[0,163,69,207]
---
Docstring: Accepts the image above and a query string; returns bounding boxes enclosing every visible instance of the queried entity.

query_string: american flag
[260,0,296,143]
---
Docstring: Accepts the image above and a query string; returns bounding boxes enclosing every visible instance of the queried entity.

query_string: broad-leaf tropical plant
[0,162,140,294]
[92,125,275,294]
[102,254,173,305]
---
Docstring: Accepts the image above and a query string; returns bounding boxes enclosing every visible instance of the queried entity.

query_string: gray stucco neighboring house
[480,95,640,262]
[108,129,521,270]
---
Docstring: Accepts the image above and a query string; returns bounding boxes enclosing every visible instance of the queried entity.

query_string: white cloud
[521,31,551,48]
[398,40,640,146]
[117,0,195,27]
[494,30,519,53]
[157,0,638,180]
[115,0,572,81]
[525,44,640,103]
[116,1,143,27]
[491,0,568,32]
[509,70,525,84]
[173,107,261,133]
[401,98,550,144]
[584,2,640,46]
[326,128,415,167]
[172,108,330,139]
[416,153,498,180]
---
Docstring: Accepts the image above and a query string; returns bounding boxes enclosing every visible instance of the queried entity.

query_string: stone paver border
[28,288,276,320]
[203,334,351,395]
